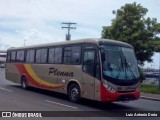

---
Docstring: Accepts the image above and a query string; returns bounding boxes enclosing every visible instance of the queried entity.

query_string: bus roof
[7,38,133,51]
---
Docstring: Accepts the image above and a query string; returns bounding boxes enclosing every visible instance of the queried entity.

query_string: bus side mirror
[99,47,105,62]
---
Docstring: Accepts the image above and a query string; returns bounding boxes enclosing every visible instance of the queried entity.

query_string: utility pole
[62,22,77,41]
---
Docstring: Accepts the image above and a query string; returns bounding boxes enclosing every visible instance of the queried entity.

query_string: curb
[140,96,160,101]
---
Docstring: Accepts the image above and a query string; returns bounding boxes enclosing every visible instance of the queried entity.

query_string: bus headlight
[103,84,116,93]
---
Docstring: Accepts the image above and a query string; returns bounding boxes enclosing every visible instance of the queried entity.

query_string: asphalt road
[0,68,160,120]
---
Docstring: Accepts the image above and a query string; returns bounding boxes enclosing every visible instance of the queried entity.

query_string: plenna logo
[49,67,74,77]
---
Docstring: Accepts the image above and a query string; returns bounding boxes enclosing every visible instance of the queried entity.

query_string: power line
[62,22,77,41]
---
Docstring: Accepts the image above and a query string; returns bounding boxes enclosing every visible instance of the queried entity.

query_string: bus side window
[26,49,35,63]
[11,51,16,62]
[7,52,11,62]
[83,51,95,76]
[16,50,24,62]
[36,49,47,63]
[63,46,81,64]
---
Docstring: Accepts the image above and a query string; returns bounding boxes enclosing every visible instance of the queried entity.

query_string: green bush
[141,84,159,94]
[138,67,145,83]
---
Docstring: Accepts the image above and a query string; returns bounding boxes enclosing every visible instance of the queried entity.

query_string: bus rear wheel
[21,76,28,90]
[68,83,81,103]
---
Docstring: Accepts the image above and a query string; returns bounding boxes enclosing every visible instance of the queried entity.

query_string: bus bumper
[100,83,140,102]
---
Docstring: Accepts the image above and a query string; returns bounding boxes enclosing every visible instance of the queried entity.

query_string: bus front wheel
[68,84,81,103]
[21,76,28,90]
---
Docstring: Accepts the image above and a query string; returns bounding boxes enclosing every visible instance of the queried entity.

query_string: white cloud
[144,53,160,69]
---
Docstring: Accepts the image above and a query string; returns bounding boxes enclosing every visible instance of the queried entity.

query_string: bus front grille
[117,90,135,93]
[116,94,136,101]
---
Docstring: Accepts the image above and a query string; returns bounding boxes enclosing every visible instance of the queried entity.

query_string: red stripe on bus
[16,64,63,90]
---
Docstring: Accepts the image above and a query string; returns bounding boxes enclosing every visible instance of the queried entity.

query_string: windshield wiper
[116,55,124,79]
[116,55,136,80]
[123,56,136,79]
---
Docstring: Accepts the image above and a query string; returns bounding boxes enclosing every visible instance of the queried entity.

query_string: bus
[5,38,140,103]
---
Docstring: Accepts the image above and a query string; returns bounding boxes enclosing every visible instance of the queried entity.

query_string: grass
[140,84,159,94]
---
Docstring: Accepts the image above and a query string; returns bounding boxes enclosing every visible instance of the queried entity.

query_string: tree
[101,2,160,65]
[138,67,145,83]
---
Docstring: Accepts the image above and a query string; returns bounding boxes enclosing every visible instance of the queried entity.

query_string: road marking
[45,100,78,109]
[141,96,160,101]
[0,87,13,92]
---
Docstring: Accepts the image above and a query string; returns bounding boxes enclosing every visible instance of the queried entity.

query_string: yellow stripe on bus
[24,64,62,87]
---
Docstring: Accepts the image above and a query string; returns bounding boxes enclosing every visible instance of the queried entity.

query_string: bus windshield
[102,45,139,80]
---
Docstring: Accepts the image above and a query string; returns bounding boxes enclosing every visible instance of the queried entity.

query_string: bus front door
[82,50,95,100]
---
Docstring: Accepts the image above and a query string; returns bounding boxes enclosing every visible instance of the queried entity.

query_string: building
[0,50,7,68]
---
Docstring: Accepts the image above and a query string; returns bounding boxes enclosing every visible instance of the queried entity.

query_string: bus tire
[68,83,81,103]
[21,76,28,90]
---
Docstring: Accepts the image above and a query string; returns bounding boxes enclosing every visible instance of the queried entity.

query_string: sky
[0,0,160,68]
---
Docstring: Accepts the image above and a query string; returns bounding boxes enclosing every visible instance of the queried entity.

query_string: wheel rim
[22,81,26,88]
[71,88,79,100]
[22,78,27,89]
